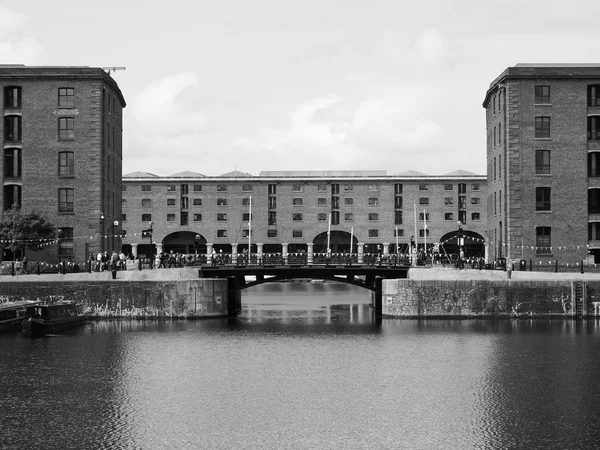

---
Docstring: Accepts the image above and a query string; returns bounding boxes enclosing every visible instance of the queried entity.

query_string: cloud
[0,6,25,38]
[0,7,44,64]
[125,72,212,174]
[371,28,460,76]
[225,85,444,174]
[132,72,207,133]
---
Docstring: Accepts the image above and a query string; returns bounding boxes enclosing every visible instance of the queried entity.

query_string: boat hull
[22,316,87,335]
[0,317,26,332]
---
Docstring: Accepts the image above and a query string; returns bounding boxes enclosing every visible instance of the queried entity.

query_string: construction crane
[102,67,126,75]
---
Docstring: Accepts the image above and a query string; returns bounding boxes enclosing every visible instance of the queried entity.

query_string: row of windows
[4,115,120,148]
[3,87,75,109]
[133,195,481,208]
[492,187,550,215]
[3,150,75,178]
[526,150,600,177]
[526,116,600,140]
[491,150,551,182]
[490,85,600,118]
[4,116,75,141]
[136,183,481,194]
[131,211,481,225]
[419,183,480,192]
[532,85,600,107]
[4,187,79,213]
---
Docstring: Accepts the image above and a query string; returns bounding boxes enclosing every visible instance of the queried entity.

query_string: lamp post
[457,221,464,269]
[113,220,119,254]
[100,212,104,254]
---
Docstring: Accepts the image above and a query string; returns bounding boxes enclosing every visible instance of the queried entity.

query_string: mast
[327,213,331,252]
[248,195,252,257]
[423,209,427,255]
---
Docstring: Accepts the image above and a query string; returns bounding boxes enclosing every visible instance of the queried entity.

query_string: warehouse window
[58,88,75,108]
[535,116,550,138]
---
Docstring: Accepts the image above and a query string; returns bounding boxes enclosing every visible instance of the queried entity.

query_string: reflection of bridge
[199,263,410,317]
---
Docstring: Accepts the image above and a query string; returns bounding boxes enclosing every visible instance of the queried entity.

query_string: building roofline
[123,174,487,182]
[482,64,600,108]
[0,65,126,107]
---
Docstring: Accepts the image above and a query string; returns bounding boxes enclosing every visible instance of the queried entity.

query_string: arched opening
[262,244,282,254]
[313,230,358,253]
[162,231,207,254]
[438,230,485,259]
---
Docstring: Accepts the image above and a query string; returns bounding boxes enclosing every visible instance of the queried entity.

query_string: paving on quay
[408,266,600,281]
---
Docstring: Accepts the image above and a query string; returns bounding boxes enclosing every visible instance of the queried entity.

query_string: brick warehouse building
[0,65,126,262]
[483,64,600,265]
[121,170,487,262]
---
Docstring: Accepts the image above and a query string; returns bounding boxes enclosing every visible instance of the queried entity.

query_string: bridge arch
[313,230,359,253]
[162,231,207,254]
[438,230,485,258]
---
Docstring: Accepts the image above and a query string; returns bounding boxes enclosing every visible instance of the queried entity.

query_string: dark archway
[438,230,485,258]
[313,230,359,253]
[163,231,207,254]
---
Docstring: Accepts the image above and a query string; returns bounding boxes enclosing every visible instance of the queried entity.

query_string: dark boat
[22,301,87,335]
[0,301,36,332]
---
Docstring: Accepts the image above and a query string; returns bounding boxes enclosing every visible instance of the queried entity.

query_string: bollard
[581,260,584,274]
[507,266,512,279]
[88,260,92,273]
[138,259,142,271]
[555,260,558,273]
[11,262,15,276]
[37,263,41,275]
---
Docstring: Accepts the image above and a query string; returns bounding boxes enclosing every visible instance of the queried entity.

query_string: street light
[113,220,119,253]
[100,212,104,253]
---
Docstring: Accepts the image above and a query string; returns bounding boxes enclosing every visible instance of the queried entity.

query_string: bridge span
[198,264,410,317]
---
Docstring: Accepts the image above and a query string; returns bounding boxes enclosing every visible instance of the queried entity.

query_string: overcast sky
[2,1,599,177]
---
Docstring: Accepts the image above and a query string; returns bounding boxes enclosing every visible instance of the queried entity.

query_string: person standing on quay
[96,251,103,272]
[110,250,119,279]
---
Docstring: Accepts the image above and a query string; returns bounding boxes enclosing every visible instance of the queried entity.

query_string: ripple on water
[3,296,600,449]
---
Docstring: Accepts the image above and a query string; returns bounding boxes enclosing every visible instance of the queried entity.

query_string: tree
[0,206,57,259]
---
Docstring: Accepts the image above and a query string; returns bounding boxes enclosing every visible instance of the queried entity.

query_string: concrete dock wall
[382,279,581,318]
[0,269,228,318]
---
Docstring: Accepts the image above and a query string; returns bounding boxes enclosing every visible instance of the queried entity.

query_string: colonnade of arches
[123,229,486,261]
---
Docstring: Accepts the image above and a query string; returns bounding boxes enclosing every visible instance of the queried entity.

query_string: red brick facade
[121,171,488,260]
[484,64,600,264]
[0,65,126,263]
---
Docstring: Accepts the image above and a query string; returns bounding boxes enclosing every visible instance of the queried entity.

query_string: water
[2,282,600,449]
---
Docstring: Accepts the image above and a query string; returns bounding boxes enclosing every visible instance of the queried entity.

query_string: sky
[2,0,600,177]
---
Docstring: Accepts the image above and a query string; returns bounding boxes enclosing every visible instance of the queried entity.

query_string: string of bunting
[438,236,486,246]
[0,232,134,246]
[0,260,80,270]
[0,233,594,254]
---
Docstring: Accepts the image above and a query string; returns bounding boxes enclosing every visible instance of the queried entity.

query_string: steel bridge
[198,262,410,317]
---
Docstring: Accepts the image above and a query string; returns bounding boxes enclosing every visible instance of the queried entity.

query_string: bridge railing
[201,252,412,268]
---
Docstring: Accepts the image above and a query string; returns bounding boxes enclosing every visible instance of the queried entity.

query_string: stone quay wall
[0,270,228,318]
[382,279,590,318]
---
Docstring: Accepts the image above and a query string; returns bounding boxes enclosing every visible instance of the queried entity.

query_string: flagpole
[423,209,427,255]
[327,213,331,252]
[248,195,251,257]
[413,203,418,251]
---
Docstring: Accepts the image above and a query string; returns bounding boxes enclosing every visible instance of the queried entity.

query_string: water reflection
[2,283,600,449]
